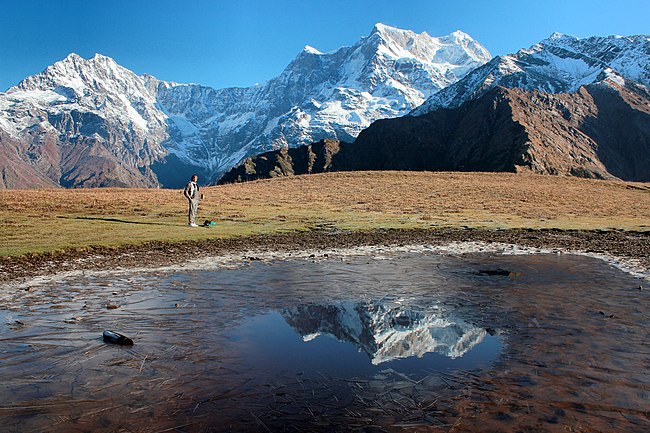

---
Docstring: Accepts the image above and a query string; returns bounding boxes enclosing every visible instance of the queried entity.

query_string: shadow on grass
[57,216,180,226]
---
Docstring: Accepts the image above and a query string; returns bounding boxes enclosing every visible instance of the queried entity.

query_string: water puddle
[0,249,648,432]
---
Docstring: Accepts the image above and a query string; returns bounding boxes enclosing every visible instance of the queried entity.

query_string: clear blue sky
[1,0,648,91]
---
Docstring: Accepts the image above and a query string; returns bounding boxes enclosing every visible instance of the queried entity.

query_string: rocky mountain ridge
[413,33,650,114]
[220,79,650,183]
[0,24,490,188]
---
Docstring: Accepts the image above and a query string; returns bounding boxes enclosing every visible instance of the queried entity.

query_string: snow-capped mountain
[281,301,488,365]
[148,23,490,183]
[413,33,650,114]
[0,23,491,188]
[0,53,169,187]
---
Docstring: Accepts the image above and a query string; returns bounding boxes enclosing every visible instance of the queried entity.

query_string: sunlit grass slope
[1,171,648,257]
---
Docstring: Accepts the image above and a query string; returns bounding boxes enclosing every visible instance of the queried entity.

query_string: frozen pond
[0,248,648,432]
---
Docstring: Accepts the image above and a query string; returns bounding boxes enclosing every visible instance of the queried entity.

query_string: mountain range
[0,24,490,188]
[220,33,650,183]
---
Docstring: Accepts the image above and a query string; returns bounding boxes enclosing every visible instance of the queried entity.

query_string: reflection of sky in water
[0,309,14,333]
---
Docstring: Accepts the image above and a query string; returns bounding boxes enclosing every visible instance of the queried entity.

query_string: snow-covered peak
[414,31,650,114]
[364,23,491,65]
[140,72,183,92]
[303,45,322,55]
[546,31,572,42]
[150,23,492,180]
[3,53,168,135]
[539,33,650,56]
[440,29,483,48]
[371,22,406,37]
[370,22,423,43]
[269,23,491,113]
[12,52,141,96]
[63,52,84,63]
[140,72,160,85]
[91,53,111,60]
[449,29,473,40]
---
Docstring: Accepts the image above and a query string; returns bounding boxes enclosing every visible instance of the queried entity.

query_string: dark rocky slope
[220,81,650,183]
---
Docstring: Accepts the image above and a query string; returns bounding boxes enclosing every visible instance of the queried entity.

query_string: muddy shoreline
[1,228,648,285]
[2,228,649,432]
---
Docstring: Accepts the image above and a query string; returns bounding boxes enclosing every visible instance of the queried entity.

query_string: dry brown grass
[1,171,648,256]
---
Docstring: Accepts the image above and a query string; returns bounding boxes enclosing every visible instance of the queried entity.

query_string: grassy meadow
[1,171,649,257]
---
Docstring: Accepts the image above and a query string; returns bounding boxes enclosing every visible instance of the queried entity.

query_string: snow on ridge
[413,31,650,115]
[371,22,491,66]
[2,52,171,135]
[303,45,322,55]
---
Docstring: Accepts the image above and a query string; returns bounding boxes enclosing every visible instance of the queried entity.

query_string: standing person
[183,174,201,227]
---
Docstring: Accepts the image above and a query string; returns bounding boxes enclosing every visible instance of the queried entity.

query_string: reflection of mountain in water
[281,301,487,364]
